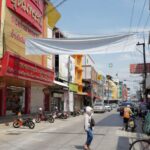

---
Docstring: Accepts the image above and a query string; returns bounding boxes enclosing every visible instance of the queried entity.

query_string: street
[0,110,147,150]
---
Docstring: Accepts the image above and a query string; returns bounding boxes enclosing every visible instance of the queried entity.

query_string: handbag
[90,117,95,128]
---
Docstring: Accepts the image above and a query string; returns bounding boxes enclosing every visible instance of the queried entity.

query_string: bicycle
[129,111,150,149]
[129,139,150,150]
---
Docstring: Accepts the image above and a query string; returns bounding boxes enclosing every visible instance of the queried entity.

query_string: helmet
[39,107,42,111]
[127,105,131,108]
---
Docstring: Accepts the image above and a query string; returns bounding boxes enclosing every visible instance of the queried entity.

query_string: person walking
[123,105,133,131]
[84,106,94,150]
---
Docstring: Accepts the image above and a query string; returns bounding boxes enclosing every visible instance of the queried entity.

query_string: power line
[129,0,136,33]
[136,0,147,32]
[143,13,150,31]
[122,0,136,54]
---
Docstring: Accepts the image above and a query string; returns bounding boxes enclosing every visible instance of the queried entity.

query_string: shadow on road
[116,136,130,150]
[6,131,105,136]
[75,145,83,149]
[96,114,123,127]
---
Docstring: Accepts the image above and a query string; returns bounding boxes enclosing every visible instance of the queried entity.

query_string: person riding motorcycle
[123,105,133,131]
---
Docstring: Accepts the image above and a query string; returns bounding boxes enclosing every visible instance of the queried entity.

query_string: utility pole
[136,42,147,101]
[107,79,109,105]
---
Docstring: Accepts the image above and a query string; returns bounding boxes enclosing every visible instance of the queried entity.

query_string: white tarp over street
[25,33,137,55]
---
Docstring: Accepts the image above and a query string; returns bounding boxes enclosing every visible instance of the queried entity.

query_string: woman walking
[84,106,94,150]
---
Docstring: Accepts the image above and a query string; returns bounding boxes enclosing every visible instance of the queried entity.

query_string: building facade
[0,0,60,116]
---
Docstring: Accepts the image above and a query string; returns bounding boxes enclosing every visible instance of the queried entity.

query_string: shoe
[83,145,88,150]
[87,144,91,150]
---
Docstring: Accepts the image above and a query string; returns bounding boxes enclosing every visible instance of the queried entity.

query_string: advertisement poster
[69,57,75,82]
[59,55,69,81]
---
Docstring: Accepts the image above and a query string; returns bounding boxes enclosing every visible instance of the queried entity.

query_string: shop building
[83,55,102,106]
[72,55,85,110]
[0,0,60,116]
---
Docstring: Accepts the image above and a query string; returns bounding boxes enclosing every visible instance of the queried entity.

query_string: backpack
[90,117,95,128]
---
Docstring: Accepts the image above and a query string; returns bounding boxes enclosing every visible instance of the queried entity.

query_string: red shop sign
[7,0,44,32]
[0,51,54,85]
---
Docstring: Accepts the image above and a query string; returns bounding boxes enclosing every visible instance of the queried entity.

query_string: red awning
[0,51,54,85]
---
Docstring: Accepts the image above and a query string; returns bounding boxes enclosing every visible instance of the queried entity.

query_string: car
[105,105,112,111]
[111,104,117,109]
[93,102,106,113]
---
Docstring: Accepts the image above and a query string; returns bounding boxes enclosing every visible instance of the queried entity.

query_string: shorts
[123,118,129,123]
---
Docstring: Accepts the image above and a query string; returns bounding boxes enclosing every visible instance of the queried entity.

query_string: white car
[93,102,106,113]
[105,105,112,111]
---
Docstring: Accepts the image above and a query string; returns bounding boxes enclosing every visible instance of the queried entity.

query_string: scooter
[13,118,35,129]
[35,112,54,123]
[128,114,136,132]
[53,110,68,119]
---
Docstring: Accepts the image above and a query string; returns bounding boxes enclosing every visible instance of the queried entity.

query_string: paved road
[0,110,147,150]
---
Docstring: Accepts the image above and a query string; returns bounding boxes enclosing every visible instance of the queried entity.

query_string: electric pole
[136,42,147,101]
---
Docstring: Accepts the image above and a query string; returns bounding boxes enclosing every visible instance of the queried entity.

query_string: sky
[51,0,150,94]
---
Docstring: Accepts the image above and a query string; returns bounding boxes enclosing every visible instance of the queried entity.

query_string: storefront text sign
[0,51,54,85]
[7,0,44,32]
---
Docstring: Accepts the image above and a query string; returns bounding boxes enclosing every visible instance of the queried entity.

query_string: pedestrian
[122,105,133,131]
[84,106,94,150]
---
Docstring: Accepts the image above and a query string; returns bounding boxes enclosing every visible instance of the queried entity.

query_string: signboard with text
[0,51,54,85]
[6,0,44,32]
[4,4,43,62]
[130,63,150,74]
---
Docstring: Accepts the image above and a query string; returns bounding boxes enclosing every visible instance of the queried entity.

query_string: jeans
[86,128,93,145]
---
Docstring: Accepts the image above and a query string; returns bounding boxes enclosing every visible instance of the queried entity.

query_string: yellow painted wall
[108,80,118,99]
[73,55,83,93]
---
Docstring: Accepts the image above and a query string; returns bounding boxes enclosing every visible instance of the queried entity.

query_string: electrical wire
[129,0,136,33]
[136,0,147,32]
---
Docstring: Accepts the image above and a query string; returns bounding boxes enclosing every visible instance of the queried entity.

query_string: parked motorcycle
[53,111,68,119]
[13,118,35,129]
[71,110,81,117]
[35,112,54,123]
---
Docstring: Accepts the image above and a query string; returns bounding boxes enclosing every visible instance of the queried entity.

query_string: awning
[54,80,68,87]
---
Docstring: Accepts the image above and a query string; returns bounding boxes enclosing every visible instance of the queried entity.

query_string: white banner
[59,55,69,81]
[69,57,75,82]
[25,33,137,55]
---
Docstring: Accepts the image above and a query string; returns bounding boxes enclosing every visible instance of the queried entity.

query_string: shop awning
[54,80,68,87]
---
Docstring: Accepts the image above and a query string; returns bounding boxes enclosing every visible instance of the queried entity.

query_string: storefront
[0,51,54,116]
[49,80,68,112]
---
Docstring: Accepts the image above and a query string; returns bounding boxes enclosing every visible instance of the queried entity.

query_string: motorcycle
[13,118,35,129]
[128,114,136,132]
[53,111,68,119]
[35,112,54,123]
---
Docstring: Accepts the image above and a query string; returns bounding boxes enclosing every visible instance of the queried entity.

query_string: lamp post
[136,42,147,100]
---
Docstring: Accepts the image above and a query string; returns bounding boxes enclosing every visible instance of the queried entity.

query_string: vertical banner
[47,27,53,69]
[0,0,6,58]
[69,92,74,112]
[59,55,69,81]
[70,57,75,82]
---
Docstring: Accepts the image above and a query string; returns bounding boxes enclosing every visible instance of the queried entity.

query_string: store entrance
[6,86,25,115]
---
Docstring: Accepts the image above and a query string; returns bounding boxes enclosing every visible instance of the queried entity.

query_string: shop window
[6,87,24,115]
